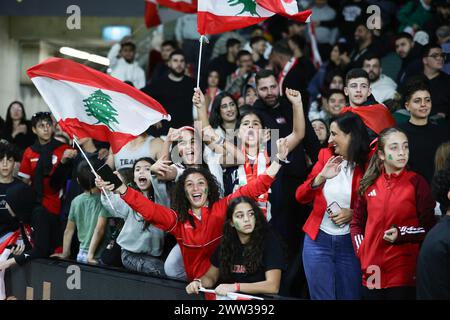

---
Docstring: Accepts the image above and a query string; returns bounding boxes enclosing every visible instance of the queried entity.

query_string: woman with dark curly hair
[95,138,290,281]
[185,196,286,297]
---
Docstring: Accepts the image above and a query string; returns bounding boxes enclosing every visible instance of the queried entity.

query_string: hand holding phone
[326,201,341,216]
[96,163,123,190]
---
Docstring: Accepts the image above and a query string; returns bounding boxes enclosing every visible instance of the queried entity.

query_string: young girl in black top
[186,196,286,297]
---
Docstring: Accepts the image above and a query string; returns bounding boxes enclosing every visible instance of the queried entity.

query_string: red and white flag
[257,0,311,22]
[158,0,197,13]
[198,0,274,35]
[198,0,311,35]
[145,0,161,28]
[308,22,322,69]
[27,58,170,154]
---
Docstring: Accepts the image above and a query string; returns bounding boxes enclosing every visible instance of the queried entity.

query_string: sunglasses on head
[32,111,52,119]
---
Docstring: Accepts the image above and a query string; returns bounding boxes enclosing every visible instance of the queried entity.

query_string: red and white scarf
[278,57,298,96]
[235,146,271,221]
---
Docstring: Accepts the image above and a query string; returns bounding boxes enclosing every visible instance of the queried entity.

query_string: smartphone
[96,163,123,190]
[326,201,341,216]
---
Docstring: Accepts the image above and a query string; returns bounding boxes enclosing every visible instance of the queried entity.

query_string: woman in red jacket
[296,112,370,300]
[96,138,289,281]
[351,127,436,300]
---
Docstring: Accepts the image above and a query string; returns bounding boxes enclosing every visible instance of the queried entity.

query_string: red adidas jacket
[121,174,275,280]
[295,147,365,241]
[350,168,436,288]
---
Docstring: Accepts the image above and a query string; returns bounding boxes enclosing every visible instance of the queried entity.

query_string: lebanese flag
[198,0,274,35]
[27,58,170,154]
[145,0,161,28]
[257,0,312,22]
[157,0,197,13]
[198,0,311,35]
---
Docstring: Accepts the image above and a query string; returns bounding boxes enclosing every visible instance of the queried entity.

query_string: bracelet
[235,282,240,292]
[276,153,290,164]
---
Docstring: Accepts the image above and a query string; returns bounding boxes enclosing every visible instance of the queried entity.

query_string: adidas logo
[368,190,377,197]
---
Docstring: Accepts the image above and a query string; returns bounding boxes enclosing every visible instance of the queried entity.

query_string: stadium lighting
[59,47,110,66]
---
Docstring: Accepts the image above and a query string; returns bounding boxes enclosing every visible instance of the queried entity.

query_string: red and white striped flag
[145,0,161,28]
[27,58,170,154]
[158,0,197,13]
[308,22,322,69]
[198,0,311,35]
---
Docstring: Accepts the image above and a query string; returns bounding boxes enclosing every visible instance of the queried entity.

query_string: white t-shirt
[319,160,354,235]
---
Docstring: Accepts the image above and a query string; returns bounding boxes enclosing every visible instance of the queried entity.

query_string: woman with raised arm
[96,138,290,280]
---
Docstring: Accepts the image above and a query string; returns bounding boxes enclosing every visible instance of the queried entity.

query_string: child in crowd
[351,127,436,300]
[99,157,165,276]
[0,143,23,250]
[51,160,111,264]
[18,112,76,217]
[186,197,286,297]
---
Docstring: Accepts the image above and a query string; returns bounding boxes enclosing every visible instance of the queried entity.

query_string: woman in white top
[295,112,370,300]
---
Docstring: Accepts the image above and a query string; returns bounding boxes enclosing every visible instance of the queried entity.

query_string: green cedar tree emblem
[228,0,260,17]
[83,89,119,131]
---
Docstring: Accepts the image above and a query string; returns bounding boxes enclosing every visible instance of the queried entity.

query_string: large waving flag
[158,0,197,13]
[145,0,161,28]
[198,0,311,35]
[27,58,170,154]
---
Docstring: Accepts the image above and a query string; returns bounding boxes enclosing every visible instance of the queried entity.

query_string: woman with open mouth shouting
[98,157,166,276]
[95,138,290,281]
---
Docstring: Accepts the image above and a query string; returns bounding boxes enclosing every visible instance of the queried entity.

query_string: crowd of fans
[1,0,450,300]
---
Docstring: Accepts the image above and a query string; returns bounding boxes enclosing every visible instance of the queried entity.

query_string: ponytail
[358,127,407,196]
[358,152,382,196]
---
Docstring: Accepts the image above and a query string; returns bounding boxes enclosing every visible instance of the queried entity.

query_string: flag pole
[72,136,116,212]
[196,35,208,88]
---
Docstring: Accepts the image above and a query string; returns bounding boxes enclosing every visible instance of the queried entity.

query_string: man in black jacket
[395,32,424,86]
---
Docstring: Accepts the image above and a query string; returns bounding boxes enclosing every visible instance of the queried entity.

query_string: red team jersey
[18,144,71,215]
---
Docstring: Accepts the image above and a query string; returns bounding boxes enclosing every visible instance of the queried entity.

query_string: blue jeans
[303,230,362,300]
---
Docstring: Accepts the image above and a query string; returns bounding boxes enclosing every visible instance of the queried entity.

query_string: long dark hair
[130,157,155,231]
[331,112,370,169]
[171,167,221,228]
[4,101,27,134]
[359,127,407,195]
[209,92,239,129]
[219,197,269,281]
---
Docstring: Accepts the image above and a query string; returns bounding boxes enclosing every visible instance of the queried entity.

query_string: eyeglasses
[427,53,446,60]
